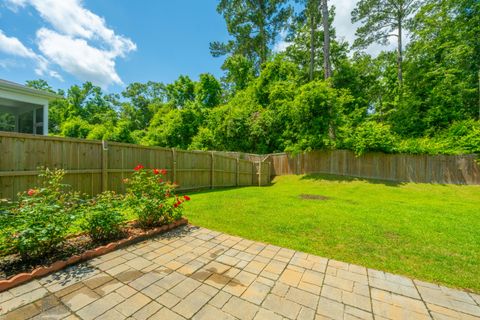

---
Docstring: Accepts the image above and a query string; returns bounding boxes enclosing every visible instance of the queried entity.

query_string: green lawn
[183,174,480,293]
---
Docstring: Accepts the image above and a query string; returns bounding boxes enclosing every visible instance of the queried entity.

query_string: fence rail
[0,132,271,200]
[266,150,480,185]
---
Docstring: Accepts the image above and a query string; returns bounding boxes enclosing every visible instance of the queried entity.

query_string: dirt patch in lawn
[299,194,330,200]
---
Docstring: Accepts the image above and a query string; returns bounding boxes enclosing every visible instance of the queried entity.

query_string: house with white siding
[0,79,59,135]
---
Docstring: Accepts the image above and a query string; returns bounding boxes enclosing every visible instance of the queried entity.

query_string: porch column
[32,108,37,134]
[14,112,19,132]
[43,103,48,135]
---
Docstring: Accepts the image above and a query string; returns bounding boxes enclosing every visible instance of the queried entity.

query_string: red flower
[134,164,144,171]
[153,168,160,175]
[173,202,179,208]
[184,195,191,201]
[27,189,37,196]
[160,169,167,175]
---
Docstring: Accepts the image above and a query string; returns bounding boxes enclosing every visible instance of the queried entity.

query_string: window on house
[18,110,33,134]
[35,107,44,134]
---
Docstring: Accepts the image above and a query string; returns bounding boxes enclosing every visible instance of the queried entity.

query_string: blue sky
[0,0,394,93]
[0,0,231,92]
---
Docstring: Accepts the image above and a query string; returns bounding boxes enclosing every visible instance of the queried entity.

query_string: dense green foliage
[1,169,81,258]
[185,175,480,292]
[80,191,127,242]
[123,166,186,228]
[24,0,479,155]
[0,167,187,258]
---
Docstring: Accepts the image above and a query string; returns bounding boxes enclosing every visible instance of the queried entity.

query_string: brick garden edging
[0,218,188,293]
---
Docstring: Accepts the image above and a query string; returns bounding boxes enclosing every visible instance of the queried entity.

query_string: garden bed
[0,165,192,292]
[0,218,188,292]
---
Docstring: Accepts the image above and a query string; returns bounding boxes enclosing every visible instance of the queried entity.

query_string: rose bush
[5,169,82,258]
[124,165,189,228]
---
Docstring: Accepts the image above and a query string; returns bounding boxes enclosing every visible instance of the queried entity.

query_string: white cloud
[3,0,26,12]
[273,0,400,56]
[4,0,136,87]
[37,28,121,87]
[274,40,290,53]
[48,70,63,81]
[273,30,290,53]
[18,0,136,57]
[0,29,53,77]
[330,0,399,55]
[0,29,37,59]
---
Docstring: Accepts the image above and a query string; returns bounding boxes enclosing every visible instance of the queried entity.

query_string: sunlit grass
[184,174,480,293]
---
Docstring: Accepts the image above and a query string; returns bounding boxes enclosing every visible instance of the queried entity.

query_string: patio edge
[0,218,188,293]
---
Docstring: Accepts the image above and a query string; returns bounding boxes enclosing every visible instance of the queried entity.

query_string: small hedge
[80,191,127,242]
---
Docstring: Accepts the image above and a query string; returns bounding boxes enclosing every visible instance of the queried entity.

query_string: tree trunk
[309,13,315,81]
[321,0,335,140]
[258,0,267,67]
[321,0,332,79]
[397,19,403,85]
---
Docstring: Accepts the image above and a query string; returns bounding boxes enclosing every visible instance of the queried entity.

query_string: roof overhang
[0,79,61,102]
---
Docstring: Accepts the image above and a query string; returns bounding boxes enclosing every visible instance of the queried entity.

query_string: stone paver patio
[1,225,479,320]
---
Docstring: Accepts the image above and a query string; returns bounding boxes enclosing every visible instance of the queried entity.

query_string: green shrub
[347,121,397,155]
[0,200,15,257]
[60,117,93,138]
[396,138,449,155]
[80,191,126,242]
[124,165,188,228]
[443,120,480,154]
[7,169,82,258]
[396,120,480,155]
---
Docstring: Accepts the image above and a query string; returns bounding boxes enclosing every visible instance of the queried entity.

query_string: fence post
[258,161,262,186]
[171,148,177,184]
[101,140,108,192]
[301,152,305,174]
[211,151,215,189]
[236,156,240,187]
[268,161,271,184]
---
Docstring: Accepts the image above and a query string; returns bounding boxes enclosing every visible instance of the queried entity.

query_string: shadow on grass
[300,173,406,187]
[179,182,275,196]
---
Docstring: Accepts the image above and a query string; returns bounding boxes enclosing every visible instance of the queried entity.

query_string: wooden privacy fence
[0,132,271,201]
[267,150,480,185]
[1,131,477,200]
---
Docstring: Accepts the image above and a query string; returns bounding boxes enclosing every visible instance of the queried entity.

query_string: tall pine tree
[210,0,292,69]
[351,0,422,85]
